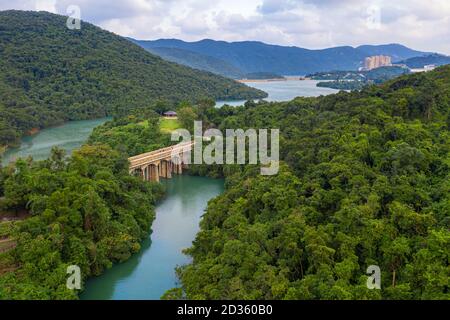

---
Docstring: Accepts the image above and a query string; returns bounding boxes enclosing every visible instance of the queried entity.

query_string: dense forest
[0,10,266,148]
[0,64,449,300]
[309,67,411,81]
[398,54,450,69]
[313,66,411,90]
[162,66,450,300]
[0,143,165,299]
[83,67,450,300]
[317,80,366,91]
[87,113,174,156]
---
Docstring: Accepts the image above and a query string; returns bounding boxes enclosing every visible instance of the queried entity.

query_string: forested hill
[165,66,450,300]
[0,10,266,147]
[398,54,450,69]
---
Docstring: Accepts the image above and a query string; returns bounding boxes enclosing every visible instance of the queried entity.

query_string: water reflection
[81,175,224,300]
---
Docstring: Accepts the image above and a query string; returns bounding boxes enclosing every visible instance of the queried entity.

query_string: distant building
[364,55,392,70]
[163,111,177,118]
[411,64,437,73]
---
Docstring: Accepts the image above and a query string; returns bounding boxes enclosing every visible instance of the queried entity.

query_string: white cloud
[35,0,56,12]
[0,0,449,54]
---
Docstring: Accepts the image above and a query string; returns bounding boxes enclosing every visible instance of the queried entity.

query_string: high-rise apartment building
[364,55,392,70]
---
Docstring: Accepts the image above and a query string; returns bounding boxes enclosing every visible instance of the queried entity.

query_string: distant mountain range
[142,46,244,79]
[131,38,436,78]
[398,54,450,69]
[356,44,428,61]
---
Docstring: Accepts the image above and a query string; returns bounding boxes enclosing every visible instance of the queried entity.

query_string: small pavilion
[163,111,178,118]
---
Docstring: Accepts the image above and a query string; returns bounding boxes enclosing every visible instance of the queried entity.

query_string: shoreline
[0,145,6,157]
[237,78,287,83]
[81,175,225,300]
[1,117,112,164]
[237,77,310,83]
[0,128,40,159]
[27,127,40,136]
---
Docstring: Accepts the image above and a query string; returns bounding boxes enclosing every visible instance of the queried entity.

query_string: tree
[177,107,198,132]
[153,99,171,115]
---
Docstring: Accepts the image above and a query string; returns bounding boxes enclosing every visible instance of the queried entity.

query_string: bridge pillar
[182,151,190,169]
[145,165,152,181]
[142,166,147,181]
[171,153,186,175]
[159,160,172,179]
[159,161,165,178]
[180,163,184,174]
[150,164,159,182]
[174,162,182,174]
[171,155,179,175]
[167,161,172,179]
[157,161,165,179]
[155,164,160,182]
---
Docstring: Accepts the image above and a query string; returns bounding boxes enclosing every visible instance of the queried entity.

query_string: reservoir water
[81,175,224,300]
[215,79,338,107]
[1,117,111,165]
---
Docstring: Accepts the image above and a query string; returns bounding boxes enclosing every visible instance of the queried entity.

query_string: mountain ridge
[127,42,245,78]
[356,43,431,61]
[397,54,450,68]
[132,38,433,76]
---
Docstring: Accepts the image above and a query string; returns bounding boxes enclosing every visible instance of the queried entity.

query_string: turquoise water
[80,175,224,300]
[1,118,111,165]
[215,79,338,107]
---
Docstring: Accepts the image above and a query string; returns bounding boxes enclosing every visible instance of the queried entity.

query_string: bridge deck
[128,141,194,170]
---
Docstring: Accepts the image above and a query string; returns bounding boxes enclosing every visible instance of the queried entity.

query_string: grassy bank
[159,118,181,134]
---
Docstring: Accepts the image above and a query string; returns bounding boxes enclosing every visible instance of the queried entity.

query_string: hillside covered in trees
[0,10,266,148]
[0,107,174,299]
[163,66,450,300]
[312,66,411,90]
[398,54,450,69]
[0,64,449,300]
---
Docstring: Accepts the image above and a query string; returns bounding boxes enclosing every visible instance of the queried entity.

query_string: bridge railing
[128,141,194,170]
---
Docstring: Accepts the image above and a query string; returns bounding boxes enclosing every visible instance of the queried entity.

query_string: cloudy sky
[1,0,449,54]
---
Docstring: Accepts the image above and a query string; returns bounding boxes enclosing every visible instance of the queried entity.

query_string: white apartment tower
[364,55,392,70]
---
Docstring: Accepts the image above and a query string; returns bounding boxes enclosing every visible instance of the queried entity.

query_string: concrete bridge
[128,141,194,182]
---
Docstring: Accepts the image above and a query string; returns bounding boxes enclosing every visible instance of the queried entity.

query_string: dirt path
[0,238,16,253]
[0,267,17,275]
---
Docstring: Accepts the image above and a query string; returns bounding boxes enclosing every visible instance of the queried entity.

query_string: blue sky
[1,0,449,54]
